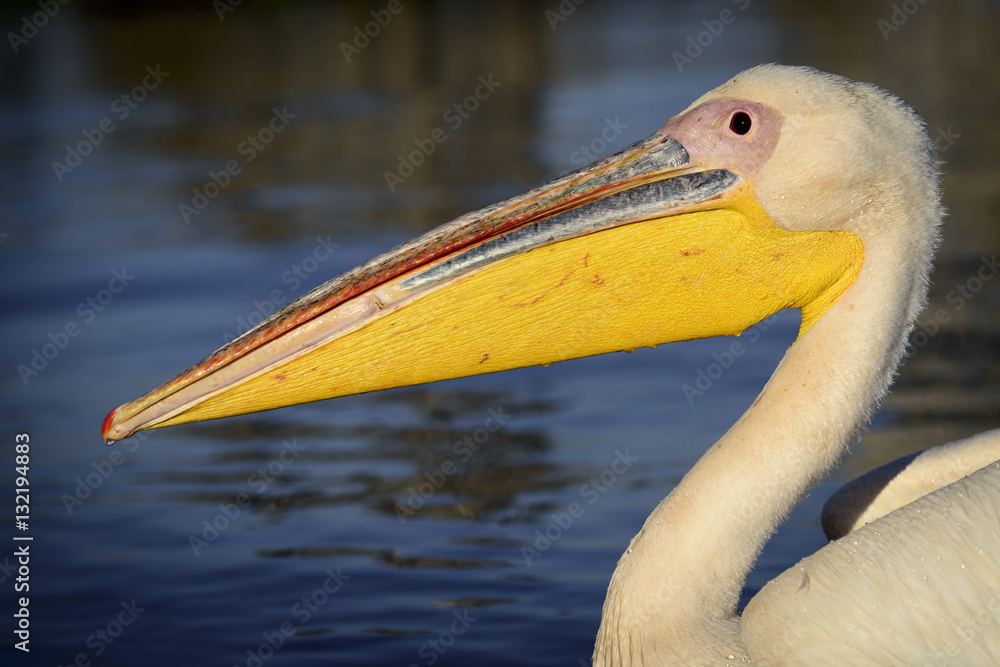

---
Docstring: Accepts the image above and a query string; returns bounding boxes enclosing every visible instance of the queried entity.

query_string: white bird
[102,64,1000,665]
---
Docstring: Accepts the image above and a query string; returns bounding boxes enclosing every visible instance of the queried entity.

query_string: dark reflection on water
[2,1,999,665]
[152,388,586,526]
[258,546,512,571]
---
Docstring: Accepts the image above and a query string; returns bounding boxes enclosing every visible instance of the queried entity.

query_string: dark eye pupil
[729,112,752,135]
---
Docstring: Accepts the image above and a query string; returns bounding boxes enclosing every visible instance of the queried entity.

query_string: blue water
[2,2,998,665]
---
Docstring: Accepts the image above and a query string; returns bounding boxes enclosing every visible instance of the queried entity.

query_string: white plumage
[592,65,1000,665]
[746,461,1000,665]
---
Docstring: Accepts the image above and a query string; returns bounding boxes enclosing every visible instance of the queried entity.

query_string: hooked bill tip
[102,406,120,445]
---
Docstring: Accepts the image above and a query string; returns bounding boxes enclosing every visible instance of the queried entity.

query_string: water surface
[2,1,998,665]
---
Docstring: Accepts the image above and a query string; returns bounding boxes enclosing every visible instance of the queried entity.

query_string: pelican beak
[103,130,862,442]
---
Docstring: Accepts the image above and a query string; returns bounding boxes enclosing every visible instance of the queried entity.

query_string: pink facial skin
[662,98,784,180]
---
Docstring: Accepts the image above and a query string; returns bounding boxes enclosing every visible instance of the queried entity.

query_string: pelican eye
[729,111,752,135]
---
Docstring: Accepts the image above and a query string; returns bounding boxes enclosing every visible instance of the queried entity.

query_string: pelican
[103,65,1000,664]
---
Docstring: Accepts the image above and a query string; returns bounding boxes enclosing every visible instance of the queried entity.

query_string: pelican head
[100,65,987,665]
[103,64,929,443]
